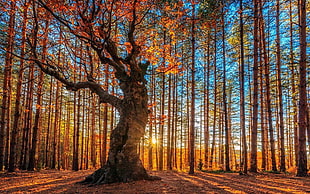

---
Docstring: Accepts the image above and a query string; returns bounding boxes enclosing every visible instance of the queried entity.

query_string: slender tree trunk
[21,61,35,170]
[172,73,177,169]
[239,0,247,174]
[72,55,79,171]
[8,2,28,172]
[275,0,286,172]
[57,87,63,170]
[148,64,156,170]
[250,0,259,173]
[288,0,299,168]
[158,31,166,171]
[91,93,97,168]
[296,0,307,177]
[258,0,277,171]
[52,80,61,169]
[28,67,44,171]
[210,27,217,169]
[221,7,230,172]
[28,20,48,171]
[204,38,210,169]
[167,73,172,170]
[0,0,16,171]
[260,56,267,171]
[63,101,71,169]
[180,50,185,170]
[189,3,196,175]
[219,106,224,167]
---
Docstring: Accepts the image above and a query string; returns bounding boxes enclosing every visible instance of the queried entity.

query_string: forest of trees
[0,0,309,184]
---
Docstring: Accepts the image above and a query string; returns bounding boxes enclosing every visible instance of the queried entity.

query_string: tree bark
[250,0,259,173]
[189,2,196,175]
[210,26,217,169]
[275,0,286,172]
[260,56,267,171]
[28,20,48,171]
[204,36,210,169]
[158,30,166,171]
[296,0,307,177]
[8,1,28,172]
[81,82,159,184]
[221,5,230,172]
[239,0,247,174]
[0,0,16,171]
[258,0,277,172]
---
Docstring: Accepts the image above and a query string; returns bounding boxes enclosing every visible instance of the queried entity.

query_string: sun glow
[151,137,157,144]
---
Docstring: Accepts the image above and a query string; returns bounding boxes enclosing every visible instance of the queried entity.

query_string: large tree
[30,0,160,184]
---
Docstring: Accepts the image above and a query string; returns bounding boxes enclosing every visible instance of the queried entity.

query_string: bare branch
[29,1,122,109]
[32,56,122,109]
[126,0,140,63]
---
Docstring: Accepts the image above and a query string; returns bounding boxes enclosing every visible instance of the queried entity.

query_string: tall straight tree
[258,0,277,172]
[28,19,48,171]
[20,58,35,170]
[204,36,211,169]
[260,55,267,171]
[0,0,16,171]
[275,0,286,172]
[8,0,29,172]
[72,43,80,171]
[189,2,196,175]
[250,0,259,173]
[210,26,217,169]
[296,0,307,177]
[239,0,247,174]
[221,2,230,172]
[158,30,166,171]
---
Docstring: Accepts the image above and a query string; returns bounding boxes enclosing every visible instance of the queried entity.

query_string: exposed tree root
[78,165,161,185]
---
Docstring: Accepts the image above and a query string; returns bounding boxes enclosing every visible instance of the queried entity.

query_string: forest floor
[0,169,309,194]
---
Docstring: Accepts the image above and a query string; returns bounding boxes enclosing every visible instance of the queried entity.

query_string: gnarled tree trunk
[81,82,159,184]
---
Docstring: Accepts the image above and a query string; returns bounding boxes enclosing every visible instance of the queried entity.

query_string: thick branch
[32,57,122,109]
[94,47,129,82]
[126,0,140,64]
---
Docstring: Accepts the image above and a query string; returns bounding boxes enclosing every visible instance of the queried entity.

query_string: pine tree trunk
[260,59,267,171]
[0,0,16,171]
[91,93,97,168]
[258,0,277,171]
[239,0,247,174]
[8,1,28,172]
[28,21,48,171]
[276,0,286,172]
[250,0,259,173]
[221,7,230,172]
[167,73,172,170]
[210,27,217,169]
[52,80,60,169]
[28,68,44,171]
[158,30,166,171]
[296,0,307,177]
[204,38,210,169]
[189,3,196,175]
[20,63,35,170]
